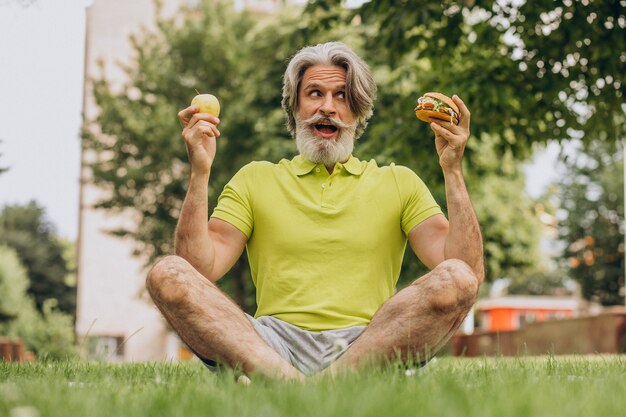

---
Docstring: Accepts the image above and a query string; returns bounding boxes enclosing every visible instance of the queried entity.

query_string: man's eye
[310,90,321,97]
[337,91,346,99]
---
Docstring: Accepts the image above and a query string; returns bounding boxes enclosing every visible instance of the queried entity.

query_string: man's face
[295,65,357,166]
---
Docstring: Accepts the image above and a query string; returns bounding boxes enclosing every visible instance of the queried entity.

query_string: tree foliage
[395,132,544,287]
[513,0,625,143]
[305,0,625,291]
[0,245,30,322]
[0,297,77,360]
[307,1,549,283]
[557,141,624,305]
[0,202,75,317]
[0,245,76,359]
[84,0,551,306]
[308,0,625,148]
[84,1,327,310]
[465,134,544,281]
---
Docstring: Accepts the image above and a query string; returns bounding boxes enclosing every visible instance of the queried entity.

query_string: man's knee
[146,255,193,306]
[422,259,478,313]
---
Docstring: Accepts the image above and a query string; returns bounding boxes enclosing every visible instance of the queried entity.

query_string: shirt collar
[292,155,317,175]
[292,154,364,176]
[342,155,364,176]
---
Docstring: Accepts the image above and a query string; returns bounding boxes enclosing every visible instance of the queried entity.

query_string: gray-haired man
[146,42,484,380]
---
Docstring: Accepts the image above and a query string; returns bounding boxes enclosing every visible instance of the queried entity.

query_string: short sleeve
[392,165,443,234]
[211,164,255,238]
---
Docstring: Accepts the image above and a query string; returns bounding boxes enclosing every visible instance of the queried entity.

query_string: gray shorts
[199,314,366,376]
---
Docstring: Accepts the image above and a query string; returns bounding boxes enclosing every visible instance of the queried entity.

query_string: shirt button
[315,167,320,173]
[321,183,326,189]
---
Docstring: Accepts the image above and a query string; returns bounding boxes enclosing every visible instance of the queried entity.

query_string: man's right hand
[177,105,221,175]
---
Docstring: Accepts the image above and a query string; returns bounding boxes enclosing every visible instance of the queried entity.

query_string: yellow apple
[191,93,221,117]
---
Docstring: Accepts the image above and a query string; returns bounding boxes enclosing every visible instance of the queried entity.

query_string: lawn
[1,355,624,417]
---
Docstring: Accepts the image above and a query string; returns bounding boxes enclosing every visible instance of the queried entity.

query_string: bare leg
[146,255,304,381]
[325,259,478,375]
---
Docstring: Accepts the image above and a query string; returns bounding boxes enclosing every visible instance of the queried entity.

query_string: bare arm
[409,95,484,283]
[440,166,484,283]
[175,105,247,282]
[408,214,447,270]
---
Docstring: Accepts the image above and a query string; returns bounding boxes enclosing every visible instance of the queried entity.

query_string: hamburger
[414,92,460,125]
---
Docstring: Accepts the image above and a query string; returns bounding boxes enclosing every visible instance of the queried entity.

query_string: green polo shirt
[211,155,442,331]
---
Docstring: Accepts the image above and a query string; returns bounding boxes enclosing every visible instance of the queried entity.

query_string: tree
[59,238,77,288]
[304,2,548,283]
[83,1,325,310]
[303,0,625,288]
[307,0,625,148]
[557,141,624,305]
[0,202,75,317]
[465,134,544,281]
[393,131,545,287]
[0,245,30,322]
[84,0,550,301]
[2,298,77,360]
[512,0,625,143]
[0,245,76,359]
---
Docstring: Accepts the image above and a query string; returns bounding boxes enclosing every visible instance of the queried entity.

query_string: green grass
[1,355,625,417]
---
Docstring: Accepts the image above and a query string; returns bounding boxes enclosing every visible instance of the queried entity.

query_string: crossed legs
[146,256,478,379]
[325,258,479,375]
[145,255,304,381]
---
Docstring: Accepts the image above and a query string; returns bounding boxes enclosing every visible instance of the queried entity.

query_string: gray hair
[281,42,377,140]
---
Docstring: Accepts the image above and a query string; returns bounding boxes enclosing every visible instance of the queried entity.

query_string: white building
[77,0,191,362]
[77,0,300,362]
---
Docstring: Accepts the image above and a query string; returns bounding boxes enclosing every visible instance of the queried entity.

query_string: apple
[191,93,221,117]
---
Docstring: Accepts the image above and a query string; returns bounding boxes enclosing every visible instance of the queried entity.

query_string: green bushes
[0,245,76,360]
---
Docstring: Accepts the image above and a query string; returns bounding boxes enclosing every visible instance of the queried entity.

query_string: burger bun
[424,92,459,113]
[415,92,460,125]
[415,109,454,123]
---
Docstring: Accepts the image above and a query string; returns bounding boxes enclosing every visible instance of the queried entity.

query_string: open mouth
[314,123,338,136]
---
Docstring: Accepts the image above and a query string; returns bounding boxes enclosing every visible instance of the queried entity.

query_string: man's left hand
[429,95,470,172]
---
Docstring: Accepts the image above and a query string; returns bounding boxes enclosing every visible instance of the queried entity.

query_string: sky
[0,0,89,240]
[0,0,559,241]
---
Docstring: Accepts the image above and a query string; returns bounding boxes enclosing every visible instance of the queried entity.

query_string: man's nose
[319,93,336,116]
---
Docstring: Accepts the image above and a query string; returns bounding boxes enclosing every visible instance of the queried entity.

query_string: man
[146,42,484,380]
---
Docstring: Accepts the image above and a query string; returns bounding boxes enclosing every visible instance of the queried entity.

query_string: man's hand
[429,95,470,171]
[178,105,221,175]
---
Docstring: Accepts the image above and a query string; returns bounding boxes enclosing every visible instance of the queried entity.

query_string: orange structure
[476,296,580,332]
[0,338,34,362]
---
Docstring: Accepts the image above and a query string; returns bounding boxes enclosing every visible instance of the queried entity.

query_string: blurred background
[0,0,624,361]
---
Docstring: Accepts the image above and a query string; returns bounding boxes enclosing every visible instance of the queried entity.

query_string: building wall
[481,308,575,332]
[454,309,626,356]
[77,0,304,362]
[476,296,581,333]
[77,0,189,362]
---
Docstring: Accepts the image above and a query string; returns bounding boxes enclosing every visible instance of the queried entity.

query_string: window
[518,311,537,328]
[87,335,125,361]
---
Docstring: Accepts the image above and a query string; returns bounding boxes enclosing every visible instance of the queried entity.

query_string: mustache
[300,114,352,130]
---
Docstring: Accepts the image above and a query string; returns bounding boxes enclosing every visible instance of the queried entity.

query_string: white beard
[295,114,357,167]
